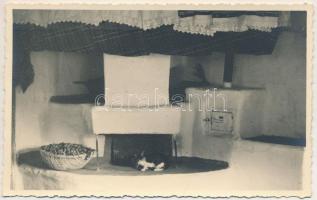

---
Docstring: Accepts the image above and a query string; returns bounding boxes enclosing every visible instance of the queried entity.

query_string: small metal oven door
[208,110,234,136]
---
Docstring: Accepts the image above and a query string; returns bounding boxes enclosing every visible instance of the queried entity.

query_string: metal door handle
[203,118,211,122]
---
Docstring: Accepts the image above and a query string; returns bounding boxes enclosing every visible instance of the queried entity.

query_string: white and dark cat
[131,151,170,172]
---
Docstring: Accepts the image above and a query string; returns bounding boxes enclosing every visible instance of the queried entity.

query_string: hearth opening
[107,134,173,168]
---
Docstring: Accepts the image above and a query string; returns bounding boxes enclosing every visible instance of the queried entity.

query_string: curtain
[14,10,290,36]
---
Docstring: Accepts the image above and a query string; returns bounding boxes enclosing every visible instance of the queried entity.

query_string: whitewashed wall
[199,31,306,138]
[14,51,103,152]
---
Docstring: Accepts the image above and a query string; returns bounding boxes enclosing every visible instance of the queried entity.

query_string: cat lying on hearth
[131,151,170,172]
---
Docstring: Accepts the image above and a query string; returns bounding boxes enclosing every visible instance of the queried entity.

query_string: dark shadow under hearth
[17,149,229,176]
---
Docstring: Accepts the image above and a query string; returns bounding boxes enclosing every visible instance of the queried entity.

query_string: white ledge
[91,106,181,134]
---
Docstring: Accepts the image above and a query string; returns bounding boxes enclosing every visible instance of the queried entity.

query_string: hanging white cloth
[13,10,179,28]
[13,10,290,36]
[174,14,283,36]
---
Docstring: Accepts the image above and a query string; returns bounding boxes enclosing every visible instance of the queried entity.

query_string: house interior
[11,10,308,193]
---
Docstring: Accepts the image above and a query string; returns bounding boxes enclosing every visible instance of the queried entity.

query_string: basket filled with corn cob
[40,143,95,170]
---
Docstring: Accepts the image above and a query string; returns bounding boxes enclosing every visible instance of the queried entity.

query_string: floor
[13,139,307,196]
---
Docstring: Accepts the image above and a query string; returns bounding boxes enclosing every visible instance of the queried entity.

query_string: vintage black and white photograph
[2,4,313,197]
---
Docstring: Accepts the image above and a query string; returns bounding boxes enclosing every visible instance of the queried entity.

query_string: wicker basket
[40,148,94,171]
